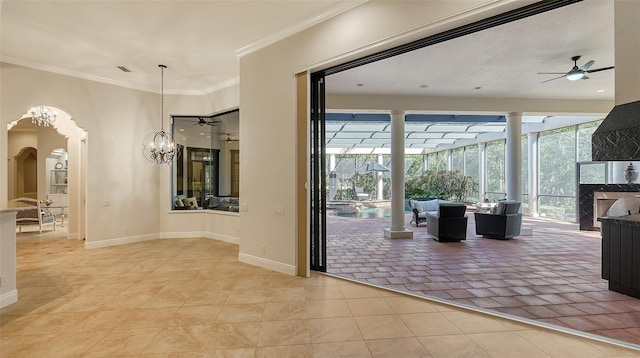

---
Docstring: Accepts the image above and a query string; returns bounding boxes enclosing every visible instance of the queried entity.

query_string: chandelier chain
[160,64,166,131]
[142,64,180,166]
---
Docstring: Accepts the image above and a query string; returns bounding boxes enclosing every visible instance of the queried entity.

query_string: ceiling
[0,0,357,94]
[326,0,614,100]
[323,0,614,152]
[2,1,615,150]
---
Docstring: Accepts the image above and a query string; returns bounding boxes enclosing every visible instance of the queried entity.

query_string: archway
[6,106,88,240]
[13,147,38,198]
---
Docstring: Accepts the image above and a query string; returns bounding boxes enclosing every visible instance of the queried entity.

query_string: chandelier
[142,65,180,166]
[29,105,57,127]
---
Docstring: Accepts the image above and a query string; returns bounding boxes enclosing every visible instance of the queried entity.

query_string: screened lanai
[325,112,625,222]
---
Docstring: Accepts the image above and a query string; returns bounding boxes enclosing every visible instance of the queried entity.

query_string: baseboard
[238,253,296,276]
[0,290,18,308]
[85,233,158,249]
[159,231,239,245]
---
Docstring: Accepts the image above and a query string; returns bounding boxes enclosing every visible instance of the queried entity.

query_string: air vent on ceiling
[117,66,131,73]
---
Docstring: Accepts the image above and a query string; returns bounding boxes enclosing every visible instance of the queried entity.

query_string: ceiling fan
[538,55,614,83]
[217,133,239,142]
[194,117,221,126]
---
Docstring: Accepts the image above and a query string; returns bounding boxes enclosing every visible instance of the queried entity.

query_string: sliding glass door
[310,73,327,272]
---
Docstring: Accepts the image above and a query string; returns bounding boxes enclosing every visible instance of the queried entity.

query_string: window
[538,126,576,220]
[463,145,479,201]
[521,135,528,212]
[172,109,239,211]
[452,148,464,172]
[486,140,505,201]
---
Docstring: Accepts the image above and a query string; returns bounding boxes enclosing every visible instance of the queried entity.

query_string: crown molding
[0,56,211,96]
[235,0,368,58]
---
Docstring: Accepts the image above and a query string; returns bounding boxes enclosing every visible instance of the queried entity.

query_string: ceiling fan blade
[579,60,595,71]
[586,66,614,73]
[581,75,590,80]
[540,75,566,83]
[537,72,566,75]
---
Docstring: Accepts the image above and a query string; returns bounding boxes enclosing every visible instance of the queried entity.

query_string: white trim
[236,0,367,58]
[238,253,296,276]
[159,231,239,245]
[201,78,240,96]
[1,56,206,96]
[85,233,158,249]
[0,290,18,309]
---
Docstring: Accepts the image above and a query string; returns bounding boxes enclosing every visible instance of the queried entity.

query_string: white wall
[1,63,240,248]
[2,1,534,272]
[238,0,528,273]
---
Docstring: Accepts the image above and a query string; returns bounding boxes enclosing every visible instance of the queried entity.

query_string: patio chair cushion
[411,199,439,213]
[494,200,520,215]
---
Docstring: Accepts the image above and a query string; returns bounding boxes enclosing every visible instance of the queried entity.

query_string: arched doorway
[6,106,87,240]
[13,147,38,199]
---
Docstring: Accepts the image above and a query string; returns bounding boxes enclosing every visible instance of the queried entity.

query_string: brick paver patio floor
[326,210,640,346]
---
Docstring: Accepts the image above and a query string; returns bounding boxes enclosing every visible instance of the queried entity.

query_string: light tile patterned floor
[2,228,639,357]
[327,211,640,347]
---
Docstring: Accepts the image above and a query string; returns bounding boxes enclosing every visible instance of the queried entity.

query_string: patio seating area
[326,210,640,347]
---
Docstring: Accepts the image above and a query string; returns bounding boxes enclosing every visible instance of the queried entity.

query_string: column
[328,154,337,201]
[505,112,522,201]
[385,110,413,239]
[377,154,384,200]
[478,142,486,201]
[446,149,452,171]
[528,133,539,215]
[422,154,428,174]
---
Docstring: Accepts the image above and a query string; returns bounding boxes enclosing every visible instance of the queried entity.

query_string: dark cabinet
[601,216,640,298]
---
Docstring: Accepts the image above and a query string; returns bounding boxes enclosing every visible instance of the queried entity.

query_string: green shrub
[405,170,478,202]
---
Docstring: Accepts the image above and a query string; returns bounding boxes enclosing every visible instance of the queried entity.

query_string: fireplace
[593,191,640,228]
[579,184,640,231]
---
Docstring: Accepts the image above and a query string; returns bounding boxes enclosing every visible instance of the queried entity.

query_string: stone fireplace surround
[578,184,640,231]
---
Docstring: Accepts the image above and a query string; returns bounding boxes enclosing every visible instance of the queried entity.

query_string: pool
[333,207,410,219]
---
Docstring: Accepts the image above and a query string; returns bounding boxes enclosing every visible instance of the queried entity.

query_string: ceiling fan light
[566,70,584,81]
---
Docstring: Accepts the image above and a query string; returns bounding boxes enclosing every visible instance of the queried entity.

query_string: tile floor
[326,211,640,348]
[2,228,639,357]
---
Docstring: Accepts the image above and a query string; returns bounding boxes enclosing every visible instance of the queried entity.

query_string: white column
[377,154,384,200]
[423,154,428,174]
[446,149,452,171]
[478,142,487,201]
[385,110,412,239]
[528,133,539,215]
[329,154,337,201]
[506,112,522,201]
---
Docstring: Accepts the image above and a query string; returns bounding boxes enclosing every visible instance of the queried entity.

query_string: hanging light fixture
[142,64,179,166]
[29,105,57,127]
